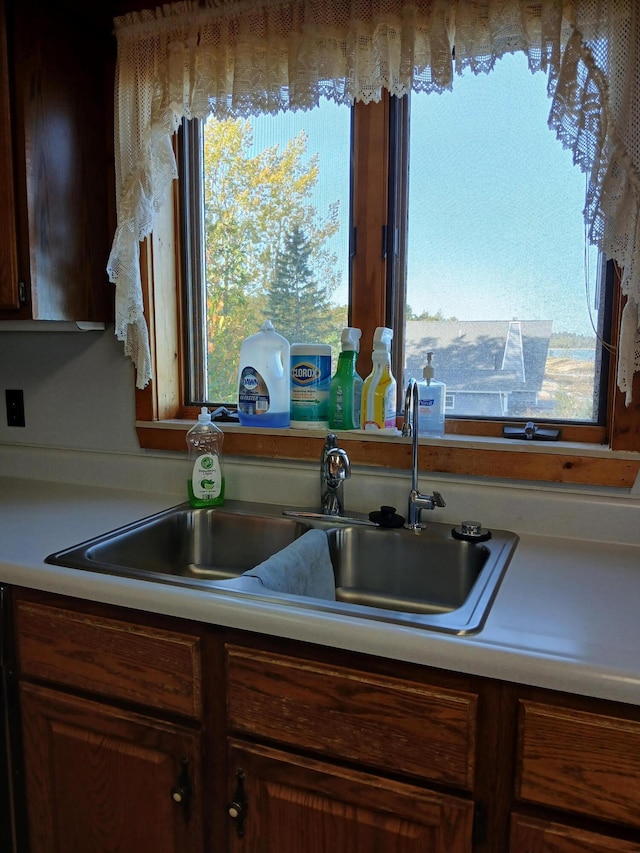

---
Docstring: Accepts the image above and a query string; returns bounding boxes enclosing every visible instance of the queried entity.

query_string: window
[400,53,612,426]
[116,1,640,487]
[182,55,612,430]
[181,103,351,405]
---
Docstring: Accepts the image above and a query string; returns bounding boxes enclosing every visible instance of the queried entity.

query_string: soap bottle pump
[361,327,397,431]
[186,407,225,507]
[417,351,446,437]
[328,327,363,430]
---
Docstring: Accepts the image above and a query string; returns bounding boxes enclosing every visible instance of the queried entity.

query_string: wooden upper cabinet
[0,0,113,322]
[0,0,19,310]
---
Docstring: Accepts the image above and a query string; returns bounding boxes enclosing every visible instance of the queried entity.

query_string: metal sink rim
[45,500,519,635]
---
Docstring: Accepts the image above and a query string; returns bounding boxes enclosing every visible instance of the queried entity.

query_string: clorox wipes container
[290,343,332,429]
[237,320,290,428]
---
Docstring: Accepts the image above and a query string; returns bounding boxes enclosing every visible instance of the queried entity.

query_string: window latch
[502,421,562,441]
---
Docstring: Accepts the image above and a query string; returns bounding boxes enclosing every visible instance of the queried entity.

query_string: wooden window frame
[135,97,640,489]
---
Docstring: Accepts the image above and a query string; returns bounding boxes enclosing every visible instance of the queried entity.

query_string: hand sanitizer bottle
[417,352,446,437]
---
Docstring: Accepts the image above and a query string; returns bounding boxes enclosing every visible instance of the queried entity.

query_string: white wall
[0,326,141,453]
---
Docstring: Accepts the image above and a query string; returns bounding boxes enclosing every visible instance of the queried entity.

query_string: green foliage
[202,117,344,402]
[268,226,335,343]
[406,306,458,321]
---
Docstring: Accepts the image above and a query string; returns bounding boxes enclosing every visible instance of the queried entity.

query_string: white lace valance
[108,0,640,407]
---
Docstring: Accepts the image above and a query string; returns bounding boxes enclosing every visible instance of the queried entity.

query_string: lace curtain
[108,0,640,406]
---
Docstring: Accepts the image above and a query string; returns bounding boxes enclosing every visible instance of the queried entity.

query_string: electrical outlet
[5,389,25,427]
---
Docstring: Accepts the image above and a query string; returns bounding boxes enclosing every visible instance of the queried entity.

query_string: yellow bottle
[361,327,397,431]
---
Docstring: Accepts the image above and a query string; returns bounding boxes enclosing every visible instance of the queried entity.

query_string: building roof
[403,319,553,393]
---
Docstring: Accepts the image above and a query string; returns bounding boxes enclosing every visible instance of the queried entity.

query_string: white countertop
[2,475,640,706]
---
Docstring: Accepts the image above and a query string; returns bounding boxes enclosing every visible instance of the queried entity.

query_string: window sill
[136,420,640,489]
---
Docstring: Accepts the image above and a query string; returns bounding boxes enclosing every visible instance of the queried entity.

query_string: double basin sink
[46,501,519,634]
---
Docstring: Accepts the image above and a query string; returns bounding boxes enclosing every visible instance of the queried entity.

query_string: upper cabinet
[0,0,18,310]
[0,0,113,322]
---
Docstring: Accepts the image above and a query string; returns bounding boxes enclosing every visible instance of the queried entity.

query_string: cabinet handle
[171,756,192,819]
[227,769,248,838]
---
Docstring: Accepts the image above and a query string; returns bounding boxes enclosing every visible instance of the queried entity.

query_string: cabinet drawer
[516,700,640,828]
[510,814,640,852]
[16,601,202,719]
[226,645,477,789]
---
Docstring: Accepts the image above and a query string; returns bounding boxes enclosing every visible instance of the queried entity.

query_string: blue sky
[248,51,599,339]
[406,52,598,337]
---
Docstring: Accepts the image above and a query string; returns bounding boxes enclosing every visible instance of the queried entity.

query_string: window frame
[134,94,640,489]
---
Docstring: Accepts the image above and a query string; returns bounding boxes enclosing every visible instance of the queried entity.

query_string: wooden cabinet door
[0,0,112,322]
[20,682,204,853]
[0,0,19,311]
[510,814,640,852]
[227,739,474,853]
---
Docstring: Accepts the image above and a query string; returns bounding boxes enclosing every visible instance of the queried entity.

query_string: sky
[247,51,599,339]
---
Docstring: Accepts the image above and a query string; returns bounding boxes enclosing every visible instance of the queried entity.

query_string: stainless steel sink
[322,523,517,633]
[46,503,312,586]
[46,502,518,634]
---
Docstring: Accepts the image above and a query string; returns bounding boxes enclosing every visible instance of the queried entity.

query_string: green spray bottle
[328,328,363,430]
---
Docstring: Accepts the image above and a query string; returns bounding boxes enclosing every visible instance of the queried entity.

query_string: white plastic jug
[237,321,290,428]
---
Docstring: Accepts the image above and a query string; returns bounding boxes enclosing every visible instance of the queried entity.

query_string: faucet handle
[325,448,351,487]
[432,491,446,508]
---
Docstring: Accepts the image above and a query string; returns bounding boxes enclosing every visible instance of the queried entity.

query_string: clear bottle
[237,320,290,428]
[186,407,225,507]
[417,352,446,437]
[361,327,397,431]
[329,328,363,430]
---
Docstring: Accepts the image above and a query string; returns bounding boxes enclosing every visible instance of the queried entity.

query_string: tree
[406,306,458,321]
[268,225,336,344]
[202,117,343,401]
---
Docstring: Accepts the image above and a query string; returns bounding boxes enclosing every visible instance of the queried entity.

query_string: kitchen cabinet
[227,739,474,853]
[20,684,203,853]
[11,587,640,852]
[0,0,19,311]
[510,698,640,852]
[0,0,112,322]
[13,594,206,853]
[225,644,477,852]
[510,814,640,852]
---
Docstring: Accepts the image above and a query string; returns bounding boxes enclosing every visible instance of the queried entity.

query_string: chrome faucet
[320,434,351,516]
[402,379,446,530]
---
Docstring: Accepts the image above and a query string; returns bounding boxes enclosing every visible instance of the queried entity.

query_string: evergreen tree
[202,117,343,400]
[268,226,334,343]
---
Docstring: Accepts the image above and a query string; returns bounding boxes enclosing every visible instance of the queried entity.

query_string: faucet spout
[320,434,351,516]
[402,379,446,530]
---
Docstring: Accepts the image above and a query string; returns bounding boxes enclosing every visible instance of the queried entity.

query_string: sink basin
[46,503,312,586]
[46,501,518,634]
[322,523,517,633]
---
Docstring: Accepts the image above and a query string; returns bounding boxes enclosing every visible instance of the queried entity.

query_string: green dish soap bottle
[329,327,363,430]
[186,407,225,507]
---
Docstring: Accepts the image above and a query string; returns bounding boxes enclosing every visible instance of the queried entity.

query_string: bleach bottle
[361,327,397,431]
[237,320,290,428]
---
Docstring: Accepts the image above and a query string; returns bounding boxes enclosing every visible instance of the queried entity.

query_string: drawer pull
[227,769,248,838]
[171,756,192,818]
